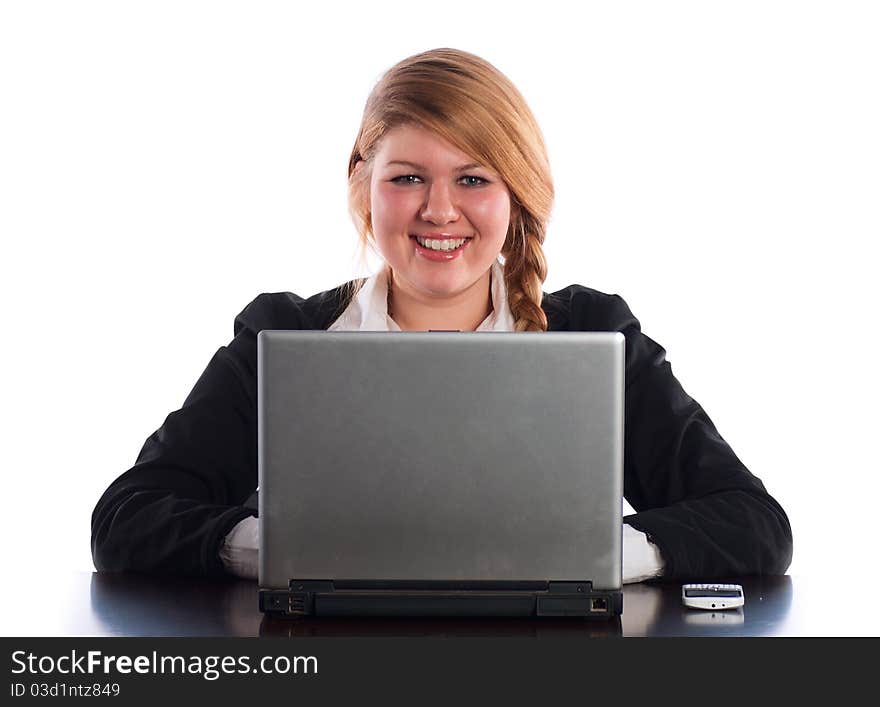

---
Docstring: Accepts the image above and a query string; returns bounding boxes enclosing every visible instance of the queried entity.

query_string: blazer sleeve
[603,294,793,580]
[90,293,287,576]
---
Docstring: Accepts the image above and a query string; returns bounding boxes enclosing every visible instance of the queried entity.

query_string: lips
[410,235,472,261]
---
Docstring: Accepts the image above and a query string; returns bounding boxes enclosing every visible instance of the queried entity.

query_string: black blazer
[91,283,793,580]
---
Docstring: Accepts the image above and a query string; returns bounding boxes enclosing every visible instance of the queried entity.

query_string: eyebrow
[385,160,485,172]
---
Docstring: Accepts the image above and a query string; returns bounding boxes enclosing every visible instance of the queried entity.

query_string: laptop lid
[258,331,624,593]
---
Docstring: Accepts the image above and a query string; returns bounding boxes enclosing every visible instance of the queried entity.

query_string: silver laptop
[257,330,624,618]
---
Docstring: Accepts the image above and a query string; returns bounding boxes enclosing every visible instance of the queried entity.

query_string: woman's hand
[219,516,258,580]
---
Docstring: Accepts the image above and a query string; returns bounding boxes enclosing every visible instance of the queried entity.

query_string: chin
[416,271,485,298]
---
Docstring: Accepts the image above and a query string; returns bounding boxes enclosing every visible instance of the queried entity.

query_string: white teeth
[416,237,467,251]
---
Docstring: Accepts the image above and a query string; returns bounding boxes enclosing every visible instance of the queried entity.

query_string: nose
[419,180,460,224]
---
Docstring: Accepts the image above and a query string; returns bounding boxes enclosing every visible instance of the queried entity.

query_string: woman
[91,48,792,582]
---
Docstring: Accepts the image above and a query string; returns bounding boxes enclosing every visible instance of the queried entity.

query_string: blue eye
[460,175,487,187]
[391,175,422,184]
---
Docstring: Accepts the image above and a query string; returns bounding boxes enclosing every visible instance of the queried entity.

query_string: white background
[1,1,877,634]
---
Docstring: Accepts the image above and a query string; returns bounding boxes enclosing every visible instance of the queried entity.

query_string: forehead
[375,124,480,169]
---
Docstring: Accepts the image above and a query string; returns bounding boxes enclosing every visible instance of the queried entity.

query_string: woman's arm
[90,293,290,576]
[568,289,793,579]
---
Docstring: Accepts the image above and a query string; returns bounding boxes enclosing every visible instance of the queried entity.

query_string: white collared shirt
[327,256,515,332]
[220,258,664,583]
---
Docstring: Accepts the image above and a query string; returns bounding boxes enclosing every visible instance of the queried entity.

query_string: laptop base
[260,580,623,618]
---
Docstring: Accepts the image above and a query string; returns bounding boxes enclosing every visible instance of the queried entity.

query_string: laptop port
[590,597,608,613]
[289,595,306,615]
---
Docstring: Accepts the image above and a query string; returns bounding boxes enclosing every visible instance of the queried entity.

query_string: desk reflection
[622,576,792,636]
[88,572,263,637]
[87,573,791,637]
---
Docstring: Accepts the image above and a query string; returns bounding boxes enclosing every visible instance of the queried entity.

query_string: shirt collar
[328,257,514,332]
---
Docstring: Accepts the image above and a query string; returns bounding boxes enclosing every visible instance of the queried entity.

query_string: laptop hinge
[266,579,619,617]
[288,580,334,592]
[285,580,590,593]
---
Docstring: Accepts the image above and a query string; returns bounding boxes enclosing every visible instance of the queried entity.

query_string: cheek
[372,185,414,232]
[468,192,511,239]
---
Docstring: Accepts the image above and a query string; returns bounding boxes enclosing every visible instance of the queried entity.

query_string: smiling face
[367,124,512,301]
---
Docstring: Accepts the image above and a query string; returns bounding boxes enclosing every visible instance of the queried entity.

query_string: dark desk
[11,573,802,637]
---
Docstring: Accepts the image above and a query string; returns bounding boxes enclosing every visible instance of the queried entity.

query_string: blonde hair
[344,48,553,331]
